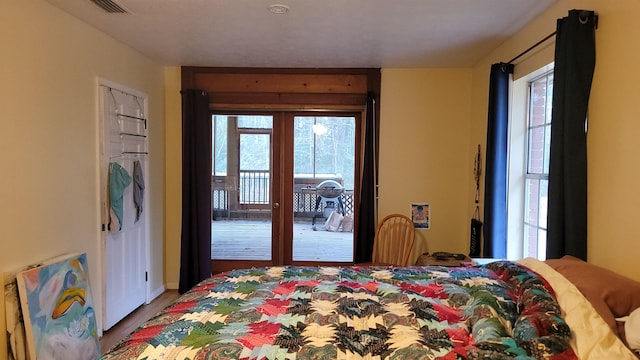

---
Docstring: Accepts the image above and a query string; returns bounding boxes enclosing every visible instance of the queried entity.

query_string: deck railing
[239,170,269,204]
[212,172,354,219]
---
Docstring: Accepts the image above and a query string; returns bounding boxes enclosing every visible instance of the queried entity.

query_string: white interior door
[99,83,149,330]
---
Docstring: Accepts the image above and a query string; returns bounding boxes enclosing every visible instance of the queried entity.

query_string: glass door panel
[292,115,355,262]
[211,115,275,269]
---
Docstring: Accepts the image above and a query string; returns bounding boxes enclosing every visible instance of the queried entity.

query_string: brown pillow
[545,255,640,319]
[581,286,619,336]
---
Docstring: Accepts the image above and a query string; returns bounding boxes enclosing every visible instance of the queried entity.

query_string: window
[213,115,275,177]
[212,115,228,176]
[293,116,356,189]
[507,65,553,261]
[523,71,553,259]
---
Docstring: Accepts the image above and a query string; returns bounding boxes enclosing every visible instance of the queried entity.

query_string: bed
[100,257,640,359]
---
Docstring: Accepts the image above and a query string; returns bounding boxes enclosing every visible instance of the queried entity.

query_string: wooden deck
[212,219,354,262]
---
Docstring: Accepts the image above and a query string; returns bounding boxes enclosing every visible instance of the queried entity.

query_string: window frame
[522,70,553,259]
[506,63,554,260]
[522,70,553,260]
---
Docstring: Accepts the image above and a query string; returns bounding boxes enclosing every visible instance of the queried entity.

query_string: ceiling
[45,0,558,68]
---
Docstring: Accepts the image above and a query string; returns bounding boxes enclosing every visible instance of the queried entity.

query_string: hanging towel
[133,160,145,222]
[109,162,132,231]
[109,207,120,233]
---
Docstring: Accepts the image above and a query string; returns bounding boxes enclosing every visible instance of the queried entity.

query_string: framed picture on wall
[411,203,430,229]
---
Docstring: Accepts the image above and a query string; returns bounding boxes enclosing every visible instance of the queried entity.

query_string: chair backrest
[372,214,415,266]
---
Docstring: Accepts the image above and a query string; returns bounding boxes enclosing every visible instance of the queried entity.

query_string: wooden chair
[371,214,415,266]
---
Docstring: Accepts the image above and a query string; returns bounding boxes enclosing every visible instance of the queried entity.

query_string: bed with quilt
[101,258,640,359]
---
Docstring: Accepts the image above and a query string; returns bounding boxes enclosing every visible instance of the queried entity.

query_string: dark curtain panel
[547,10,597,260]
[179,89,212,293]
[354,93,377,263]
[483,63,513,258]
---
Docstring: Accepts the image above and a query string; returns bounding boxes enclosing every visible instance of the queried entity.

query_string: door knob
[273,202,280,209]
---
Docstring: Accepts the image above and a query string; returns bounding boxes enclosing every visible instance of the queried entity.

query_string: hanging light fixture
[312,124,327,135]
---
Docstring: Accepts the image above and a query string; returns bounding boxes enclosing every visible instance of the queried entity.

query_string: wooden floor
[212,219,354,262]
[100,290,181,354]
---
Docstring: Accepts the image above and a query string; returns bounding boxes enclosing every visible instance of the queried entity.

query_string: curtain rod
[507,31,556,65]
[507,11,598,65]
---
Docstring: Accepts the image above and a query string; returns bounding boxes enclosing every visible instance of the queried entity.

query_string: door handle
[273,202,280,209]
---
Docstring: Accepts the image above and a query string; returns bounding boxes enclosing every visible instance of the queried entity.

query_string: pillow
[624,308,640,352]
[581,286,619,335]
[545,256,640,319]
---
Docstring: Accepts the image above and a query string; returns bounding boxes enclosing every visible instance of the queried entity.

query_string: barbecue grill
[312,180,345,229]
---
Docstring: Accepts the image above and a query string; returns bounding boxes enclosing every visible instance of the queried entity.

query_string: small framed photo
[411,203,430,229]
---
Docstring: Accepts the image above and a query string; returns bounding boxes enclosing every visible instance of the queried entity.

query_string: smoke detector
[268,4,290,15]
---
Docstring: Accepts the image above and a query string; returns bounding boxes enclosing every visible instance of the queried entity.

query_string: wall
[0,0,166,352]
[378,69,473,264]
[469,0,640,280]
[164,67,182,289]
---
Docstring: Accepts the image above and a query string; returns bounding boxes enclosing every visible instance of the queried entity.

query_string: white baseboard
[148,285,166,303]
[165,282,179,290]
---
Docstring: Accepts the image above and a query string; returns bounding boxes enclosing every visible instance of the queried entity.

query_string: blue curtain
[179,89,212,293]
[354,93,377,263]
[547,10,597,260]
[483,63,513,258]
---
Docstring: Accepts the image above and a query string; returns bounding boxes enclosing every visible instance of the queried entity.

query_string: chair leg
[312,195,322,228]
[338,197,345,215]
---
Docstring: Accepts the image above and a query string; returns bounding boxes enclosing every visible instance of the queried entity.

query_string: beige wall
[378,69,473,264]
[0,0,166,352]
[164,68,182,289]
[470,0,640,280]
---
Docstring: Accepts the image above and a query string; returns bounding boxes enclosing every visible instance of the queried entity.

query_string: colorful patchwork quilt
[101,261,577,359]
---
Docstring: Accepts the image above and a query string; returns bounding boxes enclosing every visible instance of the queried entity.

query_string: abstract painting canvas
[16,253,100,360]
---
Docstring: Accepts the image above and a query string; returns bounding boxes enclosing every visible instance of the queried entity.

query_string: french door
[211,112,359,273]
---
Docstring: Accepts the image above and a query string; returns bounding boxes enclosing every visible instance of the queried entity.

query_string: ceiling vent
[90,0,129,13]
